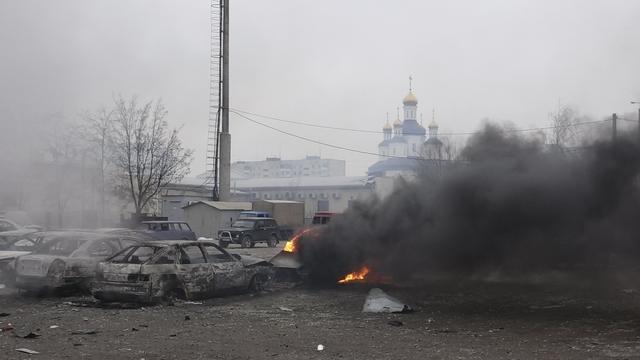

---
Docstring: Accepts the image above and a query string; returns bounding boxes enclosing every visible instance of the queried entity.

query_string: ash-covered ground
[2,244,640,360]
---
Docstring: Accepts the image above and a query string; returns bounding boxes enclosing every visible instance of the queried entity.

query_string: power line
[230,110,408,159]
[230,109,608,159]
[231,107,610,136]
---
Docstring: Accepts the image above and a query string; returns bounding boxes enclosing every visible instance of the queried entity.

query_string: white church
[368,84,444,177]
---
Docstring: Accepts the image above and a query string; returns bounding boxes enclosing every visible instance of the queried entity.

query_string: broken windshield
[231,220,254,228]
[33,238,86,256]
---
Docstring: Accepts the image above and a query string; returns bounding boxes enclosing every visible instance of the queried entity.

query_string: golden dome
[403,92,418,105]
[383,122,392,130]
[429,119,438,128]
[393,118,402,127]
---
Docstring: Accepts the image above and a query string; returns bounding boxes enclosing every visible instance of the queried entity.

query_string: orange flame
[338,266,370,283]
[283,238,297,253]
[283,228,314,253]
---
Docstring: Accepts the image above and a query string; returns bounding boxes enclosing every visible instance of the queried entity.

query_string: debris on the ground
[82,317,88,321]
[71,329,98,335]
[317,344,324,351]
[1,323,14,332]
[278,306,293,312]
[15,348,39,355]
[0,284,5,289]
[0,312,10,317]
[621,288,637,295]
[182,301,203,305]
[15,331,41,339]
[49,325,59,329]
[362,288,413,313]
[184,315,191,321]
[131,327,139,332]
[388,320,404,327]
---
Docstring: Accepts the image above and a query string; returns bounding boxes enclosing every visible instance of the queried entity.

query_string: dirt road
[1,244,640,359]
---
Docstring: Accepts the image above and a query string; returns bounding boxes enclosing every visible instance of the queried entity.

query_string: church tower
[401,77,426,157]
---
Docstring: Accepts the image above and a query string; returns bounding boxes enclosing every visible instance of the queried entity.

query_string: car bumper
[92,281,155,302]
[15,275,85,290]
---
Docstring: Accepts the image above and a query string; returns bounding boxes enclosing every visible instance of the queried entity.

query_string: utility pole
[612,113,617,142]
[218,0,231,201]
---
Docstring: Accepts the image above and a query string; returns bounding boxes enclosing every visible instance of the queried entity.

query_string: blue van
[239,211,270,218]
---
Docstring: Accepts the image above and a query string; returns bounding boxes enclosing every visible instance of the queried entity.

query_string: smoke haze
[300,124,640,283]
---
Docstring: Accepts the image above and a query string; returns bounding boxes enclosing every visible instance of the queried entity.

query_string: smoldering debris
[299,124,640,283]
[362,288,412,313]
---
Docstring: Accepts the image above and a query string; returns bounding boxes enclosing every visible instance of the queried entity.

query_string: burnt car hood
[0,250,30,262]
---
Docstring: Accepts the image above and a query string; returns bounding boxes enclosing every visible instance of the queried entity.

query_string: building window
[317,200,329,212]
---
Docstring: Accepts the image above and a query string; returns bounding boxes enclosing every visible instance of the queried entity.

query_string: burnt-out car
[92,240,273,303]
[14,232,146,292]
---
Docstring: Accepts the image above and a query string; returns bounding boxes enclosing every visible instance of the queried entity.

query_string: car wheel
[47,259,66,287]
[219,240,229,248]
[241,236,252,249]
[249,274,268,292]
[267,235,278,248]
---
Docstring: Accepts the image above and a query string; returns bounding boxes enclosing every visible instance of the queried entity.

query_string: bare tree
[110,96,193,219]
[550,104,577,148]
[81,108,113,226]
[45,119,83,227]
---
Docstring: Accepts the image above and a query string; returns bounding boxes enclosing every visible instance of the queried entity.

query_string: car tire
[267,235,278,248]
[241,236,252,249]
[219,240,229,248]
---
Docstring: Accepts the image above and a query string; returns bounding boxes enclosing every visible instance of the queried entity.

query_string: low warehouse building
[183,201,252,239]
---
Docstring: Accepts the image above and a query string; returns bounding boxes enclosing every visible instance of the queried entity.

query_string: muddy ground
[1,243,640,359]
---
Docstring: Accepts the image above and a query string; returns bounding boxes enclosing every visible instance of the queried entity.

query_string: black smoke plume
[299,124,640,283]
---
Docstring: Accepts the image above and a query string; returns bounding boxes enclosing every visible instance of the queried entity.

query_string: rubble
[15,348,39,355]
[362,288,412,313]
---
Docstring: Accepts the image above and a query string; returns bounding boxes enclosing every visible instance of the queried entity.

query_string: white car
[14,232,146,293]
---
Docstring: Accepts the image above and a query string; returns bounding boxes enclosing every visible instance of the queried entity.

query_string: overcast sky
[1,0,639,176]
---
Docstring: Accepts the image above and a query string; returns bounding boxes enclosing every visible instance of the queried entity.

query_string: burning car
[92,240,273,303]
[14,231,147,292]
[270,212,338,270]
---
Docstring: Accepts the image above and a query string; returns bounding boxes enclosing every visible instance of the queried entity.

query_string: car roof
[140,221,188,224]
[236,217,274,221]
[134,240,217,247]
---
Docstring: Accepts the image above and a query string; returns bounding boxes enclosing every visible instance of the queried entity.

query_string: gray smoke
[299,124,640,283]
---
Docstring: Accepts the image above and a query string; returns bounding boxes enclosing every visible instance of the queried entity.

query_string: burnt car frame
[92,240,273,303]
[14,232,147,292]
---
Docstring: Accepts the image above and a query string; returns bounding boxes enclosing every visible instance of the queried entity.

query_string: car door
[265,220,278,237]
[254,220,266,241]
[175,245,215,297]
[200,243,245,290]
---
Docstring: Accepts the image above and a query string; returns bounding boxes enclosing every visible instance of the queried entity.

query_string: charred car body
[14,232,147,292]
[270,212,339,277]
[217,217,280,248]
[92,240,272,303]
